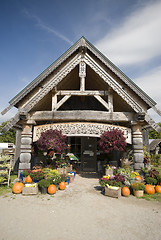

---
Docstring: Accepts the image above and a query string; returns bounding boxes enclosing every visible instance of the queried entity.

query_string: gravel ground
[0,173,161,240]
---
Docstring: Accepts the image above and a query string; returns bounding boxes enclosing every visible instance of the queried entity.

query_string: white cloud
[134,65,161,103]
[134,65,161,123]
[23,9,73,45]
[96,1,161,66]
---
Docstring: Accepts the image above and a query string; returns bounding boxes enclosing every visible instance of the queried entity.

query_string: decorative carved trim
[33,122,132,144]
[22,54,81,113]
[79,61,86,77]
[84,53,144,113]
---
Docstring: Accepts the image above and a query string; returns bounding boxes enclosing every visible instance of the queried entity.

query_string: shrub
[145,177,157,185]
[36,129,67,153]
[98,129,127,154]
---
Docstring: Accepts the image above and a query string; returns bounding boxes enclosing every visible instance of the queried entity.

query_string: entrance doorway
[68,136,97,172]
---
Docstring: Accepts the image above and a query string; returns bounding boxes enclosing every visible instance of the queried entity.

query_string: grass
[141,193,161,202]
[0,173,17,196]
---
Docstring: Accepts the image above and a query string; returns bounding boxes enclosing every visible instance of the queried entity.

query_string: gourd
[121,187,130,197]
[135,176,141,181]
[26,175,32,183]
[12,182,24,194]
[59,181,66,190]
[145,184,155,195]
[48,184,57,194]
[155,185,161,193]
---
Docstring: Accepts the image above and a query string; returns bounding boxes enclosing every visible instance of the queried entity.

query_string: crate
[105,187,121,198]
[22,184,38,195]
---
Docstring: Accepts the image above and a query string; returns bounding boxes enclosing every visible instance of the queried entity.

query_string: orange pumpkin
[59,181,66,190]
[145,184,155,195]
[12,182,24,194]
[135,176,141,181]
[121,187,130,197]
[155,185,161,193]
[26,175,32,183]
[69,176,72,183]
[48,184,57,194]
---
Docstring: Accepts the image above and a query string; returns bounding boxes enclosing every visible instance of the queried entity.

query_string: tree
[98,129,127,154]
[36,129,67,153]
[149,122,161,139]
[0,121,16,143]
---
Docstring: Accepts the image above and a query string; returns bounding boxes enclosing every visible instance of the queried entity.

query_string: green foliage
[38,179,50,188]
[143,146,151,164]
[145,177,157,185]
[0,121,16,143]
[149,122,161,139]
[151,154,161,166]
[131,182,146,191]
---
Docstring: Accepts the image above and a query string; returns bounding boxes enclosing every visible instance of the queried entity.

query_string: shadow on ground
[78,172,100,179]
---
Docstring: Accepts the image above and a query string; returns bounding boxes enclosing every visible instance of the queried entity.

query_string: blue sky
[0,0,161,124]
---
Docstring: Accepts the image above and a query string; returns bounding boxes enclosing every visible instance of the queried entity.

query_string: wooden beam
[52,93,57,111]
[108,88,113,112]
[80,77,85,91]
[94,95,109,111]
[57,90,108,96]
[30,110,134,122]
[56,95,71,110]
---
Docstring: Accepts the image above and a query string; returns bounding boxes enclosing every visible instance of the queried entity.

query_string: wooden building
[1,37,161,172]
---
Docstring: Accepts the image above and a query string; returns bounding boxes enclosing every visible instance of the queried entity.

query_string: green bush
[145,177,157,185]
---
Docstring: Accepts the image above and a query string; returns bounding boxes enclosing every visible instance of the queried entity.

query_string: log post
[132,123,144,172]
[19,120,36,175]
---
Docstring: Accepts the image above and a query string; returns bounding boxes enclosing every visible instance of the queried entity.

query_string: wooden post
[19,120,36,175]
[132,123,144,172]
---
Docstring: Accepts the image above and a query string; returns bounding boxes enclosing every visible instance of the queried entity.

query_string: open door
[82,137,97,172]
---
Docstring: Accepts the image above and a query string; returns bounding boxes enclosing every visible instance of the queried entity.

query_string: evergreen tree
[0,121,16,143]
[149,122,161,139]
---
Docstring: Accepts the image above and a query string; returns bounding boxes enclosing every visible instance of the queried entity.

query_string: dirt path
[0,173,161,240]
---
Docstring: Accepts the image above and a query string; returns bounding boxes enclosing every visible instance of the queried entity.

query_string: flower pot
[133,190,144,197]
[40,187,48,194]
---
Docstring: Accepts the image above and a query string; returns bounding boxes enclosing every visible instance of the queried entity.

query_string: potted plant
[104,178,123,198]
[49,174,61,189]
[38,179,51,194]
[30,171,44,182]
[131,182,146,197]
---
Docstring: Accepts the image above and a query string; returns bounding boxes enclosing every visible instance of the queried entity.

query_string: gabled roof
[2,36,156,115]
[1,36,161,133]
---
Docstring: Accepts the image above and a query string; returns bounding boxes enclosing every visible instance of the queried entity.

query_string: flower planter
[105,169,113,176]
[133,190,144,197]
[105,187,121,198]
[22,183,38,195]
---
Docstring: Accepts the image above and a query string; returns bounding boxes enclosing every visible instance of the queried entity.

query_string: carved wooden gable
[2,37,161,132]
